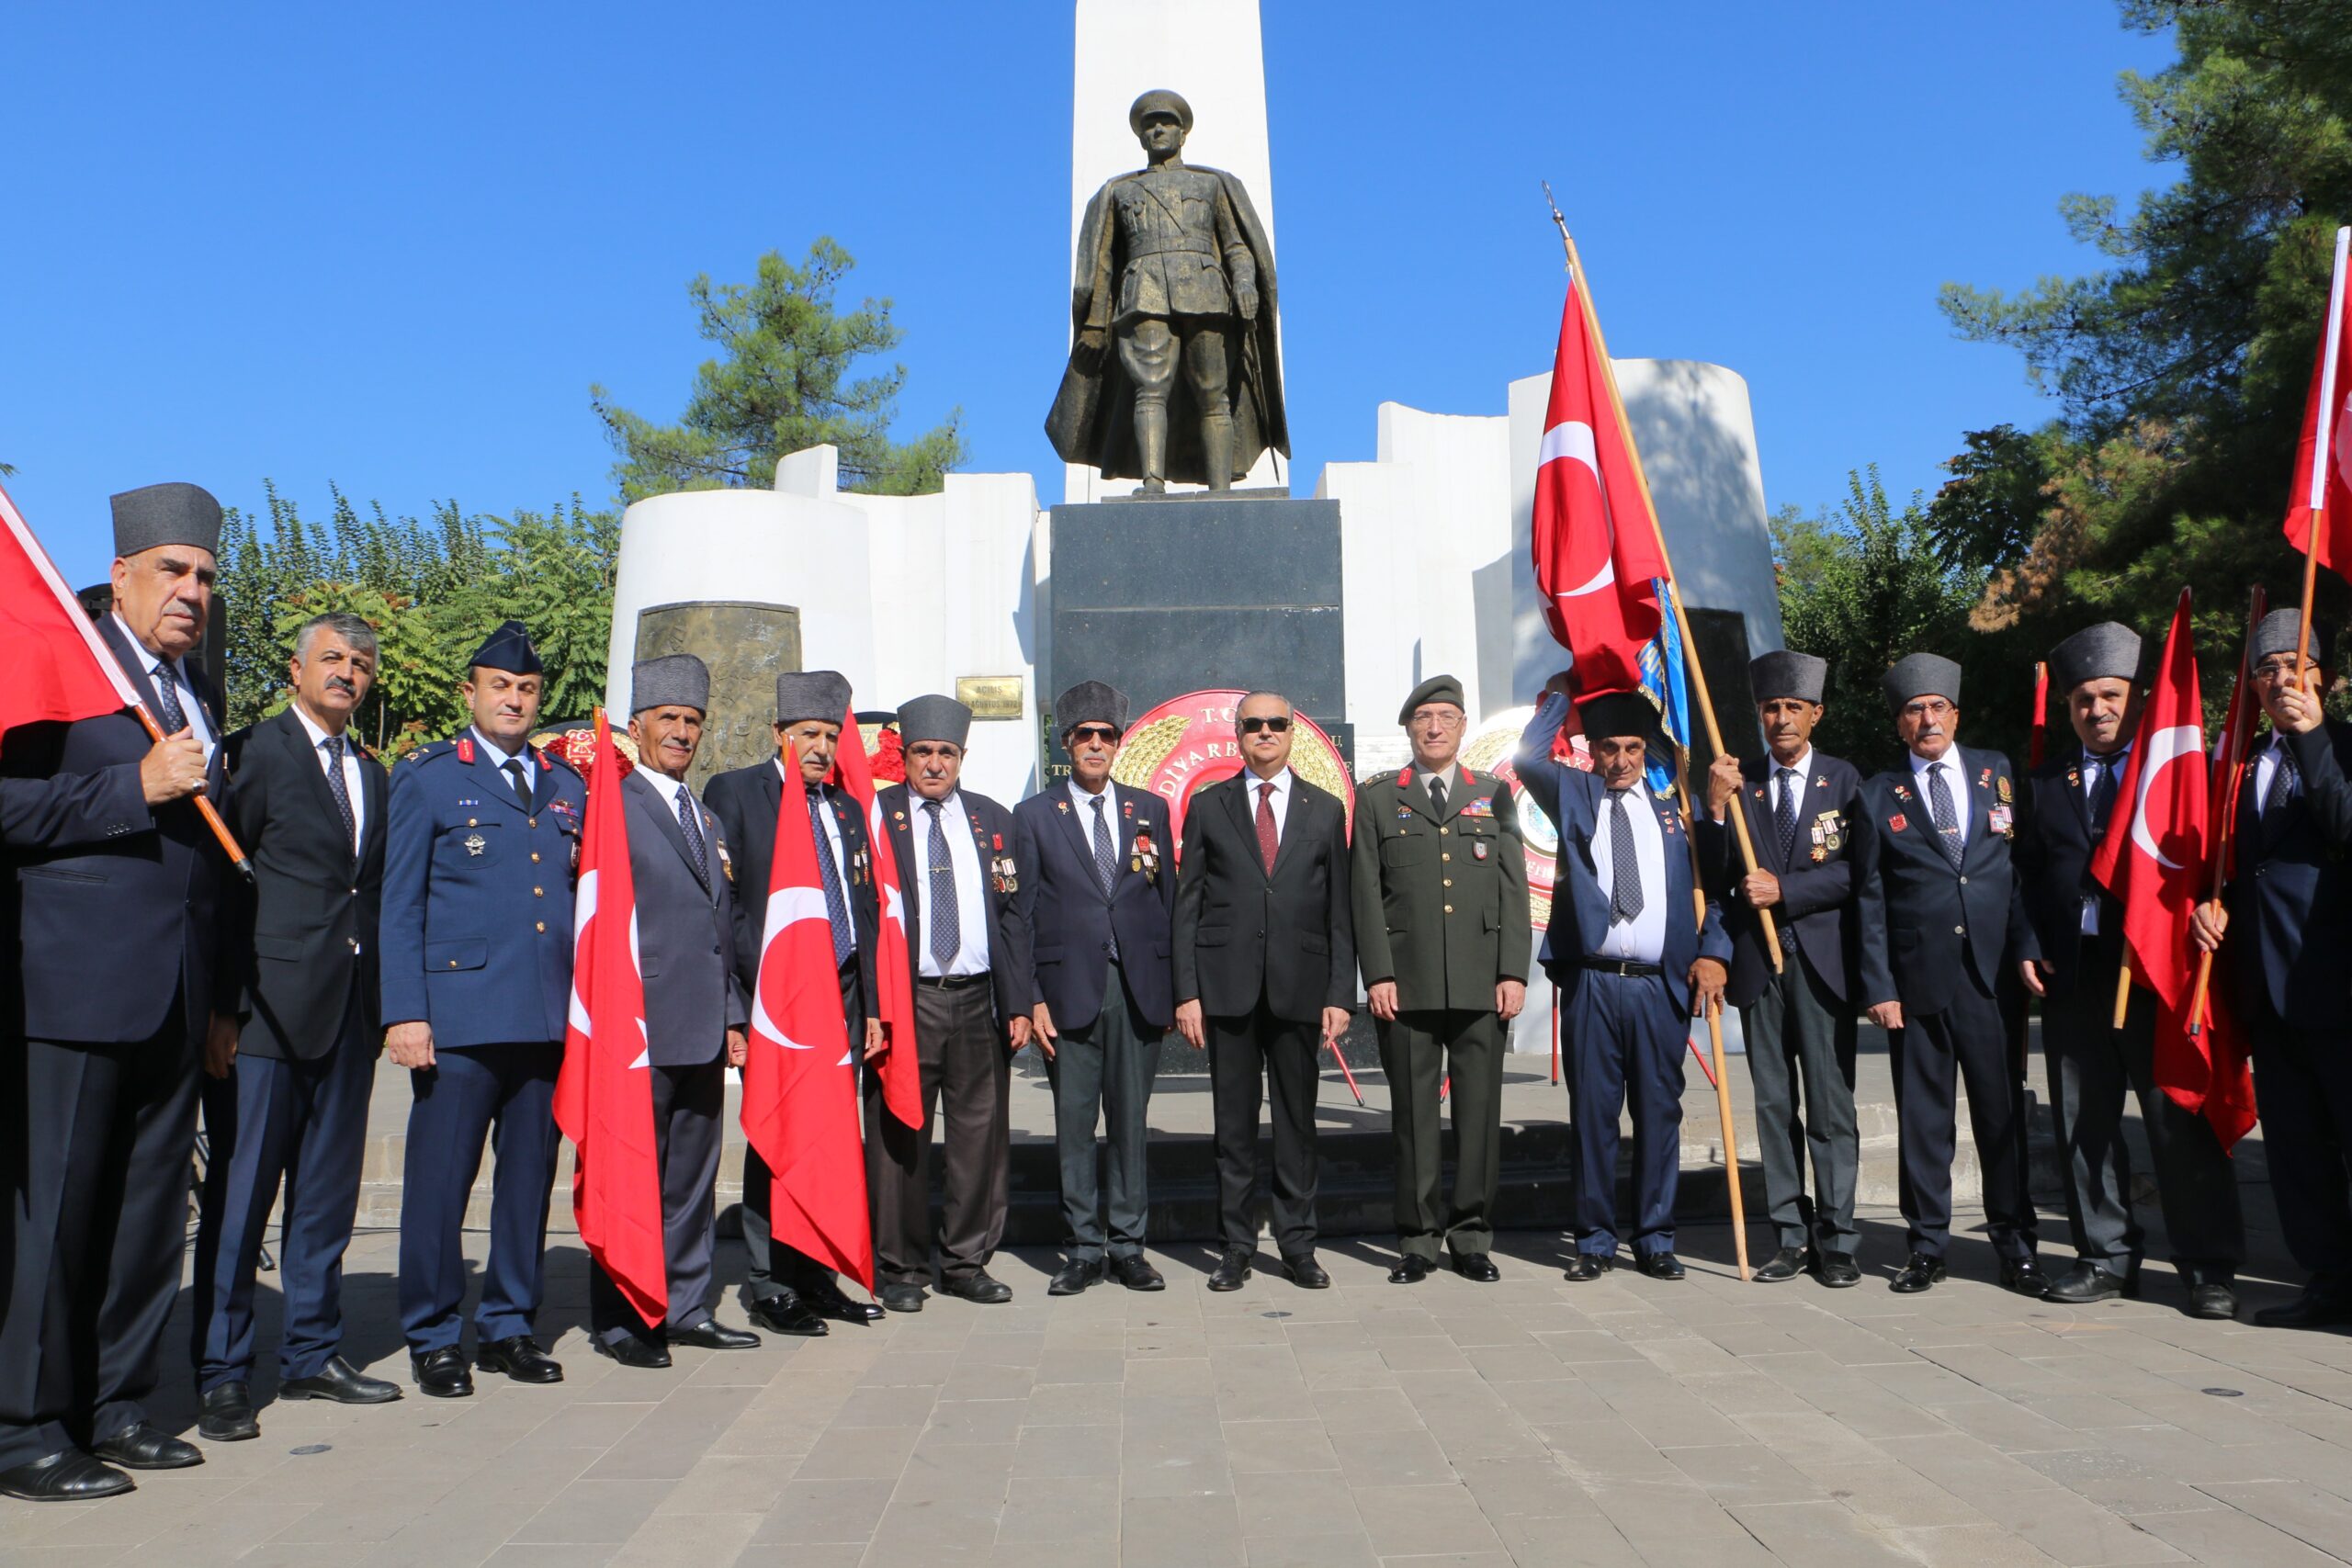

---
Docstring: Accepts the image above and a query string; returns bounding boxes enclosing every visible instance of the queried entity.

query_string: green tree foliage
[217,485,618,754]
[593,239,967,502]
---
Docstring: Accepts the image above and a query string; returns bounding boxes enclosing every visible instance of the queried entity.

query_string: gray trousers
[2044,965,2244,1280]
[870,978,1011,1289]
[589,1056,725,1344]
[1739,951,1860,1253]
[1376,1008,1504,1261]
[1044,959,1160,1261]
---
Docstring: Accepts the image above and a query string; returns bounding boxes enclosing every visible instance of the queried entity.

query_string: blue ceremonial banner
[1637,576,1690,795]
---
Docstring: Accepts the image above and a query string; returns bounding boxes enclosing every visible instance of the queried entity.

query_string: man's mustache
[325,676,356,695]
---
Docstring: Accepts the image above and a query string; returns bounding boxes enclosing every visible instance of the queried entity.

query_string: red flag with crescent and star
[741,738,875,1289]
[831,706,922,1131]
[2284,226,2352,583]
[1531,267,1669,695]
[2087,590,2256,1149]
[551,710,666,1327]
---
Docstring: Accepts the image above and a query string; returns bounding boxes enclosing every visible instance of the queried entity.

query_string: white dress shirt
[1592,785,1668,964]
[289,702,366,852]
[473,728,536,800]
[1908,750,1970,851]
[778,756,858,954]
[117,613,214,760]
[1243,766,1295,844]
[1069,777,1125,859]
[911,790,989,977]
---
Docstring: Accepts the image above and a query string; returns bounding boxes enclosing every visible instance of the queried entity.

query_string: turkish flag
[2284,225,2352,582]
[552,711,666,1327]
[831,706,921,1131]
[1532,270,1669,695]
[741,739,874,1290]
[0,481,143,743]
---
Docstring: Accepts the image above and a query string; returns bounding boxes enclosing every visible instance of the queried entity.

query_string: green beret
[1397,674,1466,726]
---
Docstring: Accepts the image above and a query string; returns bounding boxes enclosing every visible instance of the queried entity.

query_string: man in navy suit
[380,621,585,1396]
[589,655,763,1367]
[192,613,401,1445]
[2019,622,2243,1318]
[1701,650,1865,1288]
[0,482,240,1500]
[1852,653,2045,1296]
[869,694,1034,1312]
[1013,682,1177,1295]
[2192,610,2352,1328]
[1517,686,1729,1281]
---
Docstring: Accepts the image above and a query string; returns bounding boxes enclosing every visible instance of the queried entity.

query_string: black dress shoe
[1636,1251,1686,1281]
[805,1280,885,1324]
[1284,1253,1331,1290]
[2042,1260,2136,1304]
[197,1382,259,1442]
[0,1450,135,1501]
[877,1283,927,1314]
[1207,1248,1252,1292]
[2254,1291,2352,1329]
[412,1346,474,1398]
[1890,1254,1946,1293]
[1815,1252,1861,1289]
[746,1293,830,1337]
[672,1319,762,1350]
[1110,1256,1166,1292]
[477,1336,564,1384]
[593,1335,673,1369]
[1452,1253,1500,1283]
[281,1355,401,1404]
[1752,1246,1806,1283]
[944,1271,1014,1304]
[89,1423,202,1470]
[1562,1252,1615,1282]
[1048,1258,1104,1296]
[2000,1257,2050,1297]
[1387,1255,1432,1285]
[2187,1280,2239,1321]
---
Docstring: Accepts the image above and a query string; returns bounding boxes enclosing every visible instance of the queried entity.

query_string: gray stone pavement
[6,1204,2352,1567]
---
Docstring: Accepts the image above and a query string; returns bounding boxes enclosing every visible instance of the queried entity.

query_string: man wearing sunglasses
[1012,683,1178,1295]
[1173,692,1355,1292]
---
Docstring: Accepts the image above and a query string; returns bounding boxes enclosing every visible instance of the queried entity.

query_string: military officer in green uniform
[1351,675,1532,1283]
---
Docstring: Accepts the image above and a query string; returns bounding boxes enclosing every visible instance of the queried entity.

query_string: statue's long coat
[1046,164,1289,487]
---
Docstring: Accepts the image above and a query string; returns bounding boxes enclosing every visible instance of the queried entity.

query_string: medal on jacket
[1135,830,1159,880]
[1473,840,1489,861]
[464,831,486,856]
[991,852,1017,895]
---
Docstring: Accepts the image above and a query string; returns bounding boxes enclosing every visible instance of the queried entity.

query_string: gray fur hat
[111,481,223,558]
[775,670,852,725]
[1882,653,1962,713]
[630,653,709,715]
[1748,650,1827,705]
[897,694,973,750]
[2048,622,2143,693]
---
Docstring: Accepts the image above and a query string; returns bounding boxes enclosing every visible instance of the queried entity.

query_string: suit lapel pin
[1888,813,1907,833]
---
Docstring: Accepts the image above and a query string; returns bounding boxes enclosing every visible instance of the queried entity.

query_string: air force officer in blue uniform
[1516,687,1730,1281]
[379,621,584,1397]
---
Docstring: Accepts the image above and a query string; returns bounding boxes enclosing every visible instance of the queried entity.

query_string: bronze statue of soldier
[1047,89,1289,494]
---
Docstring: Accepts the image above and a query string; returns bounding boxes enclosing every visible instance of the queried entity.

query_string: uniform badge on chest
[464,832,486,856]
[1472,840,1489,861]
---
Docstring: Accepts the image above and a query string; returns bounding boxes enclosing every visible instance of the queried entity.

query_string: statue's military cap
[898,694,973,750]
[1748,650,1827,705]
[2048,622,2142,693]
[111,481,222,558]
[1397,674,1466,726]
[469,620,543,675]
[630,653,709,715]
[775,670,852,726]
[1056,681,1130,737]
[1882,652,1962,713]
[1129,88,1194,135]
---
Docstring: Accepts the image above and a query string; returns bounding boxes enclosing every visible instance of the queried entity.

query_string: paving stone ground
[6,1196,2352,1567]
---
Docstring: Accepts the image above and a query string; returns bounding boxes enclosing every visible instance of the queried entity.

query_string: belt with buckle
[916,973,988,990]
[1577,957,1663,978]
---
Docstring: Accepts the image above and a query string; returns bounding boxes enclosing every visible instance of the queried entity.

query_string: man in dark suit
[590,655,763,1367]
[1853,653,2045,1295]
[1700,650,1864,1288]
[2192,610,2352,1328]
[1173,691,1355,1292]
[2019,623,2244,1318]
[0,482,240,1499]
[191,613,401,1444]
[868,695,1034,1311]
[380,622,585,1396]
[704,671,884,1335]
[1352,674,1530,1285]
[1517,686,1729,1281]
[1014,682,1176,1296]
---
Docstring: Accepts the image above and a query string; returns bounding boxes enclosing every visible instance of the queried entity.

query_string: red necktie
[1256,780,1279,874]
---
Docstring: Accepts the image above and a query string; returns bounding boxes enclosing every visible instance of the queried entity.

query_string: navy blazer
[1513,694,1731,1017]
[705,758,880,1019]
[1695,749,1862,1009]
[223,705,388,1057]
[378,730,585,1049]
[1011,781,1178,1031]
[2,615,237,1043]
[1852,744,2041,1016]
[2221,721,2352,1028]
[622,770,747,1066]
[877,783,1033,1026]
[2013,743,2129,1000]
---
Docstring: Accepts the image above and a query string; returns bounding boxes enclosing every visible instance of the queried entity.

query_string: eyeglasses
[1238,716,1293,734]
[1900,699,1954,719]
[1069,725,1120,744]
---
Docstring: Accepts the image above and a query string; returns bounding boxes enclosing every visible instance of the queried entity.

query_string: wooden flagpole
[1675,757,1750,1281]
[2187,585,2267,1037]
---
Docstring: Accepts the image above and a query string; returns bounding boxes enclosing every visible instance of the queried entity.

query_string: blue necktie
[1608,790,1644,925]
[150,660,187,734]
[808,790,853,966]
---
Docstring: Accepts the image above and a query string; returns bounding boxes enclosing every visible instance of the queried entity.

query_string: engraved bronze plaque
[633,601,800,791]
[956,675,1024,722]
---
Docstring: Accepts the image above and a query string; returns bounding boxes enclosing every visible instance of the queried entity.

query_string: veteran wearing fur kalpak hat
[1700,650,1866,1288]
[1851,653,2044,1296]
[1014,682,1179,1296]
[1352,676,1530,1284]
[2016,623,2245,1317]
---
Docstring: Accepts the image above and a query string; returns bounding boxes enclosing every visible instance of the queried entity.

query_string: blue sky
[5,3,2176,587]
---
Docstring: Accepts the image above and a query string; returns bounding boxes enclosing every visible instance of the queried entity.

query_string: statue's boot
[1134,401,1169,494]
[1201,411,1235,493]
